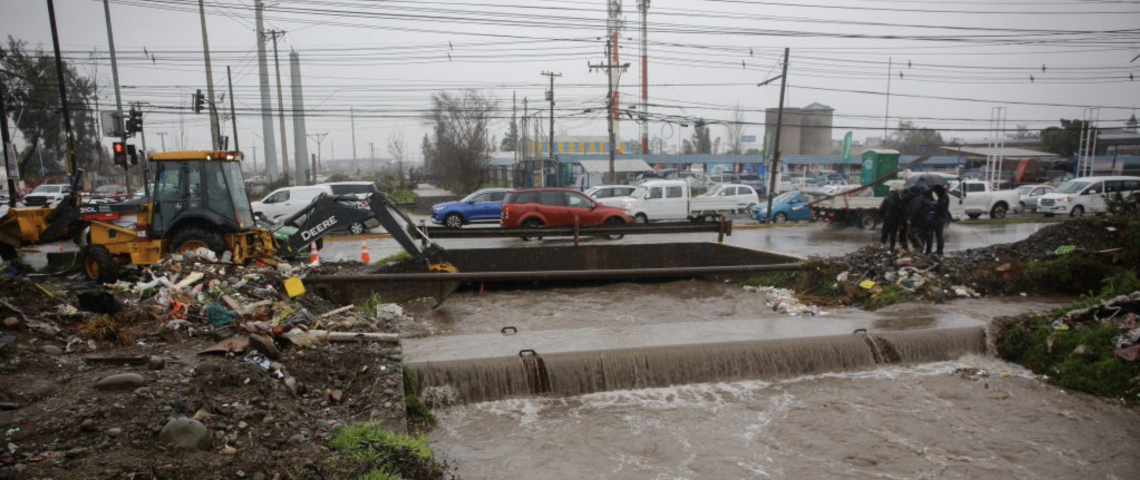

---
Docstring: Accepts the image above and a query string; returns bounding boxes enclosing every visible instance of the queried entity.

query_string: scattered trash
[205,304,238,327]
[284,276,305,298]
[1054,245,1076,256]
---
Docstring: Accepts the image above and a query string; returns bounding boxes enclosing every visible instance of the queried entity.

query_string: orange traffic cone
[309,243,321,267]
[360,238,371,263]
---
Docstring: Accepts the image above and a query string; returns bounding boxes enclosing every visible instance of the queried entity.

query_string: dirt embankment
[0,256,420,479]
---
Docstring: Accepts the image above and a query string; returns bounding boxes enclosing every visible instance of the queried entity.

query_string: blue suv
[431,188,511,228]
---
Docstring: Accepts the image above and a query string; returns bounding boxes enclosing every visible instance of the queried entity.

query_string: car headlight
[432,205,444,212]
[1060,197,1070,204]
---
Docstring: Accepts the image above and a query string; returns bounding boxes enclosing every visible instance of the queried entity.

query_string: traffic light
[112,142,126,166]
[193,89,205,114]
[126,144,139,166]
[126,108,143,135]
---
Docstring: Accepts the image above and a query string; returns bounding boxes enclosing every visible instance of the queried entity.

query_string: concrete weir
[408,327,986,404]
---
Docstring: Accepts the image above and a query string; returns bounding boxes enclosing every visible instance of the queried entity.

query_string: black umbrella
[904,173,950,189]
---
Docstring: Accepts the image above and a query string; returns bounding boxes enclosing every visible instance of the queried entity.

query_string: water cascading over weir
[408,327,986,404]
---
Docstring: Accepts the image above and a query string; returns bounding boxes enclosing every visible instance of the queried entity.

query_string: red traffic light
[113,142,125,155]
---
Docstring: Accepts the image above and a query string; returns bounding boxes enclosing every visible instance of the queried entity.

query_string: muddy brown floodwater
[430,356,1140,480]
[403,281,1065,338]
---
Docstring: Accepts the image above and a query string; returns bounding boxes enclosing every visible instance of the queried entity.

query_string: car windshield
[632,185,648,198]
[461,191,486,203]
[33,185,60,193]
[773,192,796,203]
[1017,186,1033,195]
[1055,181,1089,194]
[701,185,725,197]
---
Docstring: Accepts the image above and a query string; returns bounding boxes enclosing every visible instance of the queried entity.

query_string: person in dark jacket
[904,184,931,253]
[878,189,904,250]
[929,184,951,255]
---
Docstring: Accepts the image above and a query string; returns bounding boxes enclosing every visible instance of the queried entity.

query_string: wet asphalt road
[14,219,1053,269]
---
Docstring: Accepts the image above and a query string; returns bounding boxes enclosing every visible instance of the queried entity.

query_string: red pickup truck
[501,188,632,239]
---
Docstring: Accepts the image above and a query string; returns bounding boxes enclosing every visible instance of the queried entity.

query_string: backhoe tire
[0,243,17,262]
[81,245,118,283]
[169,227,228,257]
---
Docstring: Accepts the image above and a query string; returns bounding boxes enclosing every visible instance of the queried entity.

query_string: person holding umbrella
[930,184,951,256]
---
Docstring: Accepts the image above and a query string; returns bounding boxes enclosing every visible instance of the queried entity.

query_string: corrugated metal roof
[941,146,1058,158]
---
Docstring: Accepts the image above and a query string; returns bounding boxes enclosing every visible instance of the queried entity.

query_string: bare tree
[725,103,746,155]
[423,90,496,194]
[387,131,407,188]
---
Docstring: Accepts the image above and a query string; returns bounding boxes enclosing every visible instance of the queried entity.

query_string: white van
[251,185,333,223]
[621,179,738,222]
[1037,176,1140,217]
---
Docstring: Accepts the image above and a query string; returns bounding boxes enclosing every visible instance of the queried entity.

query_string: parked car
[22,184,72,207]
[92,185,128,203]
[699,184,759,212]
[501,188,632,239]
[584,185,638,207]
[1038,176,1140,217]
[731,173,766,195]
[948,180,1021,219]
[619,179,738,223]
[431,188,511,228]
[252,185,334,223]
[1014,185,1055,213]
[752,191,812,224]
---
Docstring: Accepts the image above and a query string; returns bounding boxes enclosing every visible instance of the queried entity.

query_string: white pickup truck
[808,179,1016,228]
[620,180,738,222]
[950,180,1021,219]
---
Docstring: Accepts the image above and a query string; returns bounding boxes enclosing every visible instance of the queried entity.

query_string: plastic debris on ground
[743,285,825,317]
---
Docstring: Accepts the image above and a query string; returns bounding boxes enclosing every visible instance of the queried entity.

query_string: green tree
[691,119,712,154]
[500,117,518,152]
[2,36,106,176]
[888,120,944,155]
[1041,119,1095,158]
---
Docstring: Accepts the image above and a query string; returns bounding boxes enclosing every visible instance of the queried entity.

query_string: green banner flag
[842,131,853,163]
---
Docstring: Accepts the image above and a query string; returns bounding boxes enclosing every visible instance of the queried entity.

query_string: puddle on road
[430,355,1140,480]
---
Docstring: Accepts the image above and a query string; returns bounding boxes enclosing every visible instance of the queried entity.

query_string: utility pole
[761,48,790,225]
[638,0,650,154]
[156,132,168,152]
[1,62,16,206]
[512,92,517,165]
[350,107,357,165]
[522,97,528,184]
[541,71,560,188]
[590,39,630,184]
[103,0,130,191]
[254,0,277,181]
[47,0,77,174]
[227,66,239,151]
[266,30,289,185]
[198,0,221,149]
[883,57,892,148]
[369,142,375,174]
[307,132,327,180]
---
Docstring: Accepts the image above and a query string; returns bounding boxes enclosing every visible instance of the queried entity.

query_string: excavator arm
[274,191,446,267]
[0,170,91,259]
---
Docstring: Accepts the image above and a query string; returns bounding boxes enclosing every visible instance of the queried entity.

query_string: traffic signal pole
[102,0,129,192]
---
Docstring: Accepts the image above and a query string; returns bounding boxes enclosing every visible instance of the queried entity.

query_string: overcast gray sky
[3,0,1138,167]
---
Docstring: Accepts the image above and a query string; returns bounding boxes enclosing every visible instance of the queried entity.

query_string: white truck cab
[1037,176,1140,217]
[620,179,737,222]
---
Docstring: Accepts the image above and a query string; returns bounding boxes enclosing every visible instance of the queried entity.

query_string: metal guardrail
[305,262,805,284]
[410,218,732,240]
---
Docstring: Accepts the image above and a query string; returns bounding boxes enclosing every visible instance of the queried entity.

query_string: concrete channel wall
[409,327,986,404]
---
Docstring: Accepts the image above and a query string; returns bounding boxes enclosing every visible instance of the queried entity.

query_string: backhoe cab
[0,151,277,281]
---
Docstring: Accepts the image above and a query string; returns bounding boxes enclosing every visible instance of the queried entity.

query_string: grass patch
[359,293,384,318]
[1020,254,1121,296]
[742,272,794,288]
[377,251,414,265]
[403,366,436,431]
[997,272,1140,404]
[329,423,447,480]
[865,283,913,311]
[389,190,417,204]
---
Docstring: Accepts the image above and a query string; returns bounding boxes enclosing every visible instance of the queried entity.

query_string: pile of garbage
[743,285,826,316]
[0,252,417,479]
[1052,292,1140,362]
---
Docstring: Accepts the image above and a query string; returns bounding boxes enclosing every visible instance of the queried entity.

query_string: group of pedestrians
[878,180,951,256]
